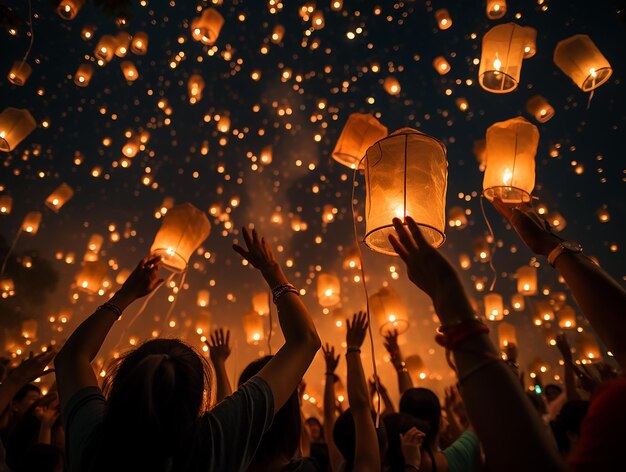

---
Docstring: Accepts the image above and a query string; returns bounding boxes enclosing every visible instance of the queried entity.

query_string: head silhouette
[399,388,441,445]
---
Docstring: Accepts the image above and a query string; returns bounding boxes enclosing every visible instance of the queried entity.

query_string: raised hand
[554,334,573,362]
[10,349,56,385]
[207,328,231,364]
[118,255,163,301]
[346,311,368,350]
[323,343,340,374]
[34,395,61,428]
[400,427,425,468]
[503,342,519,364]
[233,227,279,274]
[383,328,400,358]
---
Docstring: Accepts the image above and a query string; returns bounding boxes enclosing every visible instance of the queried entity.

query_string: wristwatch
[547,240,583,267]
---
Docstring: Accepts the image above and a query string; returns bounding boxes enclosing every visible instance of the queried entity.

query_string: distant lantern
[8,61,32,86]
[197,289,210,308]
[473,236,490,263]
[196,310,211,335]
[473,139,487,172]
[217,115,231,133]
[45,183,74,212]
[317,273,340,307]
[533,301,554,326]
[21,319,38,340]
[554,35,612,92]
[312,11,325,29]
[433,56,451,75]
[486,0,507,19]
[150,203,211,272]
[526,95,555,123]
[271,25,285,43]
[447,206,467,229]
[332,308,345,328]
[479,23,526,93]
[558,305,577,329]
[74,64,94,87]
[81,25,95,40]
[115,32,132,57]
[458,253,471,270]
[405,354,425,376]
[498,322,517,349]
[122,139,139,157]
[75,260,107,294]
[528,357,549,377]
[121,61,139,82]
[57,0,84,19]
[597,208,610,223]
[516,266,537,295]
[547,211,566,232]
[0,195,13,214]
[383,77,401,95]
[115,268,131,285]
[322,204,335,223]
[260,146,272,165]
[252,291,270,316]
[131,32,148,55]
[363,128,447,255]
[369,287,409,335]
[22,211,42,234]
[94,35,117,62]
[456,98,469,112]
[331,113,388,169]
[483,116,539,204]
[511,294,525,311]
[0,279,15,297]
[0,107,37,152]
[522,27,537,59]
[484,293,503,321]
[331,0,343,11]
[435,9,452,30]
[188,74,205,103]
[243,311,265,345]
[191,8,224,45]
[578,333,601,362]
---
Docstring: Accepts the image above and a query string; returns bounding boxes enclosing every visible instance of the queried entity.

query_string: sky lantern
[331,0,343,11]
[22,211,42,234]
[217,115,230,133]
[435,9,452,30]
[75,260,107,294]
[7,61,32,86]
[433,56,451,75]
[271,25,285,43]
[557,305,577,329]
[511,294,525,312]
[74,64,94,87]
[94,35,117,63]
[525,95,555,123]
[317,273,340,307]
[383,77,401,95]
[121,61,139,82]
[259,146,272,165]
[0,279,15,298]
[81,24,94,40]
[0,196,13,214]
[331,113,388,170]
[484,293,504,321]
[57,0,84,20]
[479,23,526,93]
[332,308,345,328]
[547,211,566,232]
[486,0,507,19]
[578,333,601,362]
[322,204,336,224]
[0,107,36,152]
[252,291,270,316]
[196,310,211,335]
[150,203,211,272]
[312,10,325,29]
[84,234,103,260]
[458,253,471,270]
[473,236,490,263]
[554,35,612,92]
[197,289,210,308]
[483,116,539,205]
[533,301,554,326]
[528,358,549,378]
[45,182,74,212]
[516,266,537,295]
[188,74,205,104]
[456,98,469,112]
[131,32,149,55]
[522,27,537,59]
[122,139,139,157]
[370,287,408,335]
[191,8,224,45]
[447,206,467,229]
[497,322,517,349]
[115,32,131,57]
[343,246,360,270]
[405,354,425,377]
[473,139,487,172]
[363,128,447,255]
[115,268,131,285]
[243,311,265,345]
[597,208,610,223]
[21,319,38,340]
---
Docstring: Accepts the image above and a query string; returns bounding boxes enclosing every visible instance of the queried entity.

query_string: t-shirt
[63,376,274,472]
[443,430,480,472]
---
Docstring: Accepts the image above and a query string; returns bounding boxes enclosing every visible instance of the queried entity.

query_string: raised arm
[233,227,321,414]
[54,256,163,412]
[554,334,581,402]
[389,217,566,472]
[345,312,381,472]
[206,328,232,403]
[383,329,414,395]
[322,343,344,472]
[369,375,395,415]
[492,199,626,370]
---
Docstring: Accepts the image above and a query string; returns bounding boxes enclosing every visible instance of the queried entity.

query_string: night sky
[1,0,624,406]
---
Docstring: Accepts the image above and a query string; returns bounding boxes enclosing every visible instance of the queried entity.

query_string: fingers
[252,228,261,249]
[388,234,409,260]
[406,216,428,248]
[242,226,253,250]
[232,244,250,260]
[225,329,230,346]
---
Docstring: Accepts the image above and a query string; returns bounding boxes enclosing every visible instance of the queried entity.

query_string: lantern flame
[493,56,502,71]
[503,168,512,186]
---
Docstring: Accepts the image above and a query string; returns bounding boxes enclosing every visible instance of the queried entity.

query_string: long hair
[88,338,213,472]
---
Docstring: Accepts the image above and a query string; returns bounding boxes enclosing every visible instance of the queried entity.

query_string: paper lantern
[196,289,210,308]
[335,378,347,404]
[554,35,612,92]
[558,305,577,329]
[259,146,273,165]
[0,107,37,152]
[45,183,74,212]
[511,294,525,311]
[217,115,230,133]
[577,333,601,362]
[74,64,94,87]
[75,260,107,294]
[120,61,139,82]
[486,0,506,19]
[405,354,425,376]
[456,98,469,111]
[131,32,149,55]
[363,128,447,255]
[497,322,517,349]
[331,0,343,11]
[383,77,401,95]
[473,139,487,172]
[447,206,467,229]
[115,268,131,285]
[433,56,451,75]
[484,293,503,321]
[150,203,211,272]
[195,310,211,335]
[0,278,15,297]
[114,32,131,57]
[21,320,38,340]
[479,23,526,93]
[0,195,12,214]
[547,211,566,232]
[483,116,539,204]
[243,311,265,345]
[317,273,340,307]
[57,0,84,19]
[312,10,325,29]
[516,266,537,295]
[597,208,610,223]
[252,291,270,316]
[22,211,42,234]
[533,301,554,326]
[81,25,95,40]
[86,234,104,255]
[474,278,486,292]
[94,35,117,62]
[191,8,224,45]
[322,205,336,223]
[7,61,32,86]
[342,246,361,270]
[435,9,452,30]
[458,253,471,270]
[188,75,205,104]
[525,95,555,123]
[522,27,537,59]
[331,113,388,169]
[332,308,345,328]
[369,287,409,336]
[473,237,490,263]
[122,139,139,158]
[271,25,285,43]
[528,357,549,376]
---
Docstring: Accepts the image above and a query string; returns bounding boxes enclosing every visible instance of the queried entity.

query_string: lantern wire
[21,0,35,64]
[480,196,498,292]
[162,269,187,327]
[266,289,273,355]
[0,227,22,276]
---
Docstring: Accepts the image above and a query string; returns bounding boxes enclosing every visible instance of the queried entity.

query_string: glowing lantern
[547,211,566,232]
[150,203,211,272]
[533,301,554,326]
[511,294,525,311]
[473,237,490,263]
[554,35,612,92]
[8,61,32,86]
[335,378,347,403]
[45,183,74,212]
[458,253,471,270]
[57,0,84,19]
[188,74,205,103]
[122,139,139,157]
[516,266,537,295]
[405,354,424,377]
[483,116,539,204]
[81,25,95,40]
[322,204,336,223]
[291,216,308,232]
[243,311,265,345]
[484,293,503,321]
[0,196,12,214]
[75,260,107,294]
[115,268,131,285]
[332,308,345,328]
[383,77,401,95]
[363,128,447,255]
[312,11,325,29]
[131,32,149,55]
[217,115,230,133]
[456,98,469,111]
[447,207,467,229]
[435,9,452,30]
[252,291,270,316]
[331,113,388,170]
[343,246,360,270]
[74,64,94,87]
[473,139,487,172]
[486,0,506,19]
[528,358,549,377]
[331,0,343,11]
[260,146,272,165]
[196,310,211,335]
[271,25,285,43]
[0,107,37,152]
[558,305,577,329]
[369,287,409,336]
[479,23,526,93]
[197,289,210,308]
[115,32,131,57]
[121,61,139,81]
[597,208,610,223]
[21,320,38,340]
[526,95,555,123]
[522,27,537,59]
[317,273,340,307]
[22,211,42,234]
[578,333,601,362]
[0,279,15,298]
[433,56,451,75]
[497,322,517,349]
[94,35,117,62]
[191,8,224,45]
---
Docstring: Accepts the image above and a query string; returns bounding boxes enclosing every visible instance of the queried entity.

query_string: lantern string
[351,165,382,429]
[162,269,187,328]
[480,196,498,292]
[586,89,595,110]
[0,227,23,276]
[21,0,35,64]
[266,289,273,355]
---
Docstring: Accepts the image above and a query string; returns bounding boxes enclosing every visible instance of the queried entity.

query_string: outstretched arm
[322,344,343,472]
[207,328,232,402]
[554,334,581,402]
[383,329,414,395]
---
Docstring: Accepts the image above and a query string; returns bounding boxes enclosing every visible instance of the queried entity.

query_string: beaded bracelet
[98,302,122,319]
[346,347,361,355]
[271,283,299,303]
